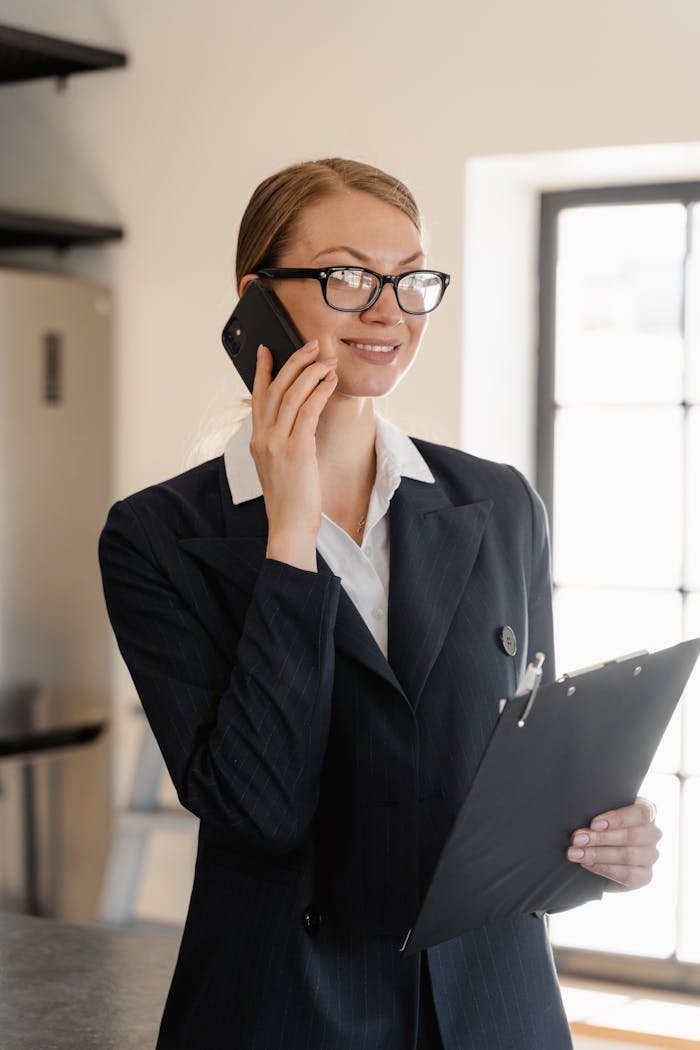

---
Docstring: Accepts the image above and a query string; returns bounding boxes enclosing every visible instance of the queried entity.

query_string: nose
[361,282,403,326]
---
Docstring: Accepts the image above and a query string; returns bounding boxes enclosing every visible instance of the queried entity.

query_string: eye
[328,269,372,289]
[396,271,443,312]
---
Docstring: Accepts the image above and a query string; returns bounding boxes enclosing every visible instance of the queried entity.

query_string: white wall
[3,0,700,925]
[3,0,700,493]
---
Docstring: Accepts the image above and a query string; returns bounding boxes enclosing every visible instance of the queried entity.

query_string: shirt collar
[223,410,434,506]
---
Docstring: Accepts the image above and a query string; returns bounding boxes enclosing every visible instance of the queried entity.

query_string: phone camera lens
[223,317,245,357]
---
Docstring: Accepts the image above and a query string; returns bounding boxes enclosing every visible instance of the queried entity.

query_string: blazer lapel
[387,476,493,708]
[176,459,492,710]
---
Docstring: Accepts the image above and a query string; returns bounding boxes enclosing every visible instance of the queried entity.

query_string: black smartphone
[221,281,304,393]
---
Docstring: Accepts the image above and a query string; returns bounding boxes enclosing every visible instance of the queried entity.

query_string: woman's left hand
[566,796,662,890]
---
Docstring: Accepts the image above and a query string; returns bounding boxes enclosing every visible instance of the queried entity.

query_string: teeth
[348,342,396,353]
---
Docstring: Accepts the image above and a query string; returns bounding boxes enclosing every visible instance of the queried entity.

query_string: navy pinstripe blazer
[98,436,575,1050]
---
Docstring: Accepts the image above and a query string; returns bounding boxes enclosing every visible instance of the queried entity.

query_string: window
[538,183,700,993]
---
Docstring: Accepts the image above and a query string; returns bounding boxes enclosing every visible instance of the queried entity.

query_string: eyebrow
[311,245,424,266]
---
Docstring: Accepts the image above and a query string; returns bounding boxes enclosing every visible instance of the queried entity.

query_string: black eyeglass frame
[257,266,451,315]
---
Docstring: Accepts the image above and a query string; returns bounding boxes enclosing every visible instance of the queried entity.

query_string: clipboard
[400,636,700,955]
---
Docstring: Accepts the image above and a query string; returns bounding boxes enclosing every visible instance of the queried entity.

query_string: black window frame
[537,180,700,996]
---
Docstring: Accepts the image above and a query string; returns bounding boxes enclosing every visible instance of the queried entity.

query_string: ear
[238,273,258,298]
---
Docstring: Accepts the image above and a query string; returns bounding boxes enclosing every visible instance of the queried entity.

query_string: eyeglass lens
[325,268,443,313]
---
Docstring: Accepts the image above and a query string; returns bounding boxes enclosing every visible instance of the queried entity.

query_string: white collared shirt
[223,412,435,658]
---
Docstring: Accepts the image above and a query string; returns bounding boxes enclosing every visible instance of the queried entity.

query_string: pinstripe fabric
[98,438,573,1050]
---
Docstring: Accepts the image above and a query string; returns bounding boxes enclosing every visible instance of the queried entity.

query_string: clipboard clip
[557,649,649,681]
[517,652,545,728]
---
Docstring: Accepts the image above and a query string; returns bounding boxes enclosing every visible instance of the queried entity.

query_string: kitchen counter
[0,912,179,1048]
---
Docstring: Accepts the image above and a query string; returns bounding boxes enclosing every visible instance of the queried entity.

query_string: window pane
[682,592,700,775]
[687,407,700,590]
[554,587,683,671]
[678,776,700,961]
[554,586,683,773]
[547,195,698,975]
[553,407,684,587]
[689,204,700,404]
[556,204,686,406]
[549,772,679,957]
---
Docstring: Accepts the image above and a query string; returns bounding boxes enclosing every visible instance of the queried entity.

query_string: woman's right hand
[250,340,338,571]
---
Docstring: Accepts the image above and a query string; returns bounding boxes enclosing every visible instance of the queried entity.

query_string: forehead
[286,189,424,265]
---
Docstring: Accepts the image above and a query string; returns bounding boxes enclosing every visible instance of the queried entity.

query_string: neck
[316,393,377,508]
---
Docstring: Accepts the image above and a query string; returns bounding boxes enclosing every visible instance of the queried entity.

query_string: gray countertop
[0,912,180,1049]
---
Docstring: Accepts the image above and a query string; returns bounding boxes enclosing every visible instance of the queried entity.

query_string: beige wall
[2,0,700,494]
[2,0,700,932]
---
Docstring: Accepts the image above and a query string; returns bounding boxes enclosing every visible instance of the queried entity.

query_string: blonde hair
[236,157,422,286]
[219,157,423,415]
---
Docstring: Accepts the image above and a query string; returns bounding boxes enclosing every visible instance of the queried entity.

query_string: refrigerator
[0,266,112,921]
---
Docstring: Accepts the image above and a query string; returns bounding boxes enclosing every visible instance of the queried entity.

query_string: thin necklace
[356,516,367,535]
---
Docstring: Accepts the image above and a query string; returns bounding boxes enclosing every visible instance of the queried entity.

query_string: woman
[99,158,661,1050]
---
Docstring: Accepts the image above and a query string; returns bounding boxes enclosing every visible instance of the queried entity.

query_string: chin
[337,374,403,399]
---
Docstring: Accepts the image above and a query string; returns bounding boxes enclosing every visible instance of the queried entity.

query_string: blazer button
[303,908,323,936]
[500,625,517,656]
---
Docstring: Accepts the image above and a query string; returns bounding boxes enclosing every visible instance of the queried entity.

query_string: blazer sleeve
[98,497,342,856]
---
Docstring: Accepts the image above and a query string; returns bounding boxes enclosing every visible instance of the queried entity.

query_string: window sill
[561,978,700,1048]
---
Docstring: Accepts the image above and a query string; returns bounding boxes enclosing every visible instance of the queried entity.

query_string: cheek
[407,318,428,352]
[278,288,336,345]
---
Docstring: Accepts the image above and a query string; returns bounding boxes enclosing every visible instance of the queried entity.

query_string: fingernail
[591,820,608,831]
[305,340,319,352]
[573,833,589,846]
[568,848,585,860]
[257,344,266,359]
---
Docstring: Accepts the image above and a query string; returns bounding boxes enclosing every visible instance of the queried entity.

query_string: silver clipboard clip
[516,652,546,728]
[556,649,649,680]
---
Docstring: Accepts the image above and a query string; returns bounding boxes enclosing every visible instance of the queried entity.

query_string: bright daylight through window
[541,195,700,971]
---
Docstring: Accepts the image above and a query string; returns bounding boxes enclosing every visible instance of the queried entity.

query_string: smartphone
[221,281,304,392]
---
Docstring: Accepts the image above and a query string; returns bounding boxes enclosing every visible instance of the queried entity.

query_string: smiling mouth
[341,339,399,354]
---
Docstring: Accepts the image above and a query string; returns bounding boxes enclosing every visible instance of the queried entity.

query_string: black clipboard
[401,637,700,955]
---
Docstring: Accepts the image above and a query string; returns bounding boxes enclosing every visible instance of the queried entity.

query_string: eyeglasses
[257,266,450,315]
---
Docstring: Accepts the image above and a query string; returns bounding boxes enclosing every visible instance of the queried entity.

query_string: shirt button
[372,608,385,620]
